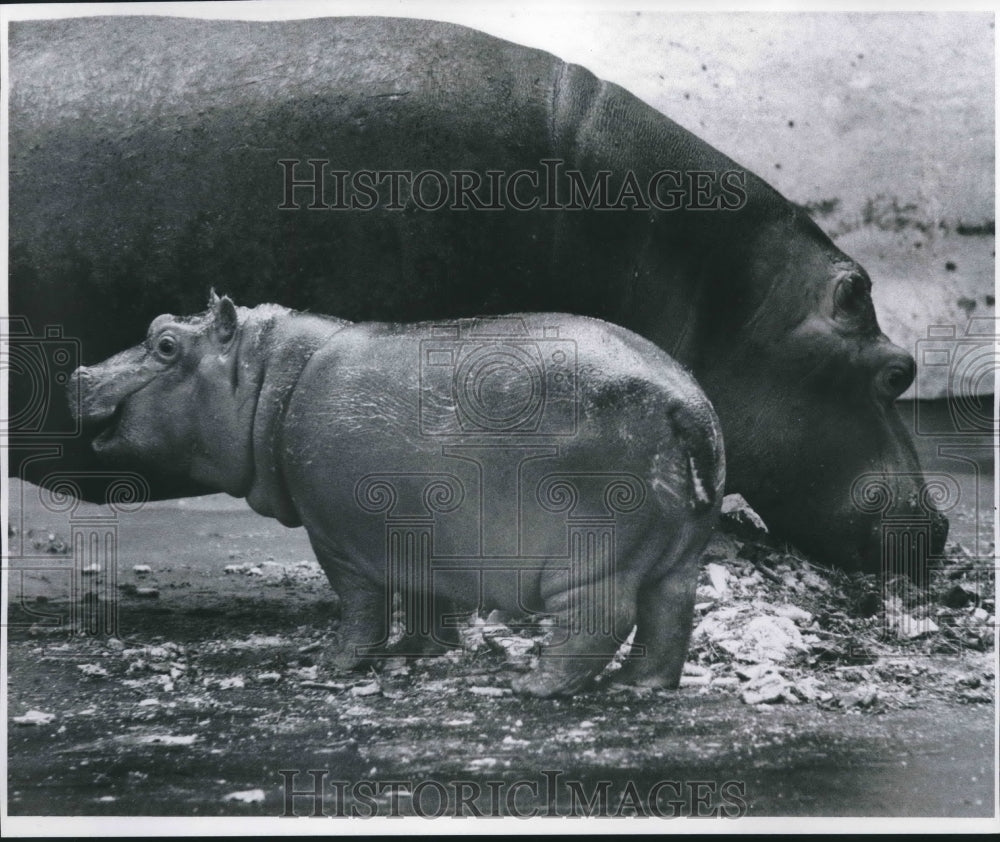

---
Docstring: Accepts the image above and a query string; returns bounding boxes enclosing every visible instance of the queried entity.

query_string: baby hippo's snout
[68,364,121,426]
[67,344,158,432]
[68,366,104,424]
[68,360,143,459]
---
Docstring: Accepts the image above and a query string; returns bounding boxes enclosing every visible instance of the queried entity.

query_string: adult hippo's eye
[155,334,180,360]
[833,272,872,319]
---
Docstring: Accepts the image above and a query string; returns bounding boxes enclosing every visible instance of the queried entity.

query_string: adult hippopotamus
[68,294,725,697]
[9,15,944,573]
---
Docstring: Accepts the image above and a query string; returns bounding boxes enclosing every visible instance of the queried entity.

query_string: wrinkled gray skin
[69,295,725,697]
[12,16,943,573]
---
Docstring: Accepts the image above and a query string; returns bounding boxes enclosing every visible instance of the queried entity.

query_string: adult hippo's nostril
[874,352,916,401]
[847,469,955,581]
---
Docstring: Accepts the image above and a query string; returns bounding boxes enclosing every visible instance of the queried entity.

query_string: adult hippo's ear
[211,293,238,345]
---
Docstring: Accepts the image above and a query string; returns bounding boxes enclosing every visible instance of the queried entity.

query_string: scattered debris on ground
[11,497,995,716]
[12,710,56,727]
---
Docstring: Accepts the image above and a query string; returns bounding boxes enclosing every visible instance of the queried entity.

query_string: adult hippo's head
[691,211,948,576]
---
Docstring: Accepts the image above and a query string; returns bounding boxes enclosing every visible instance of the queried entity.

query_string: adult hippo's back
[8,15,945,572]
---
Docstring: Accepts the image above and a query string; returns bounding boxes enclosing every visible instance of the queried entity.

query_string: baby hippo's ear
[212,294,238,344]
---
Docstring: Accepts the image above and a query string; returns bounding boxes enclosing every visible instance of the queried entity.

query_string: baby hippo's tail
[652,396,726,517]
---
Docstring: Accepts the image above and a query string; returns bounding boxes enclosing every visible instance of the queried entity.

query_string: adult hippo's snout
[857,339,950,573]
[702,295,948,579]
[872,346,917,404]
[848,468,953,582]
[761,457,951,580]
[818,381,950,577]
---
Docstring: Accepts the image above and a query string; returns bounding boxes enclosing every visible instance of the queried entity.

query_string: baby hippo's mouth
[69,363,149,454]
[89,403,125,452]
[72,390,126,453]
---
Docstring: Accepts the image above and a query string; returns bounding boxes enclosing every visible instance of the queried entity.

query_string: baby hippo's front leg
[319,563,390,672]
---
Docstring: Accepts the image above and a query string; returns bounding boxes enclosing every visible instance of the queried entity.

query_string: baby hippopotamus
[69,293,724,697]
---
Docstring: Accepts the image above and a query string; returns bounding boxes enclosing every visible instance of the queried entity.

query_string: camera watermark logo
[419,318,576,436]
[1,317,81,437]
[913,317,997,436]
[851,471,961,633]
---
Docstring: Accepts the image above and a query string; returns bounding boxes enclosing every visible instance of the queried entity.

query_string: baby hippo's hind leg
[510,575,636,698]
[393,591,463,658]
[616,524,706,688]
[427,594,464,653]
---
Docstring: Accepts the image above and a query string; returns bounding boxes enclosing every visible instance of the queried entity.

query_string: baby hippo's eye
[155,334,179,359]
